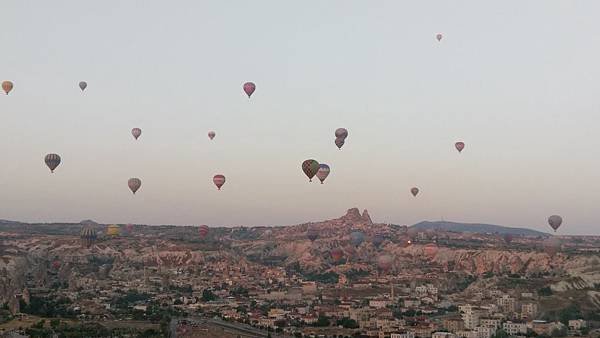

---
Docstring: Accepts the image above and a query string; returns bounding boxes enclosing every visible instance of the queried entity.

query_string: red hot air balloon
[132,128,142,140]
[213,174,226,190]
[243,82,256,98]
[455,142,465,153]
[128,178,141,194]
[411,187,419,197]
[330,248,344,262]
[436,33,443,41]
[208,131,216,140]
[423,243,439,259]
[199,225,209,239]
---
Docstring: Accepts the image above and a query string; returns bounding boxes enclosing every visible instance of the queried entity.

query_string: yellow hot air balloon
[106,224,121,236]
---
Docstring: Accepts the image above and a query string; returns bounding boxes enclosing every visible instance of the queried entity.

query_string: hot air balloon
[125,223,134,234]
[503,233,514,244]
[51,260,61,270]
[335,128,348,139]
[350,231,365,247]
[302,159,319,182]
[423,243,439,259]
[372,234,385,247]
[411,187,419,197]
[543,237,561,256]
[307,228,319,242]
[106,224,120,236]
[80,226,97,248]
[208,131,216,140]
[243,82,256,98]
[128,178,141,194]
[335,137,345,150]
[455,142,465,153]
[436,33,443,41]
[79,81,87,91]
[132,128,142,140]
[199,225,209,239]
[213,174,226,190]
[2,81,13,95]
[377,254,393,272]
[330,248,344,262]
[548,215,562,232]
[316,164,330,184]
[44,154,61,173]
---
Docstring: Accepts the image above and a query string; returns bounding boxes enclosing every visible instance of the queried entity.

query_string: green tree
[201,289,216,302]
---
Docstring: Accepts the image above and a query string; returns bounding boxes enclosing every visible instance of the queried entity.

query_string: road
[170,317,290,338]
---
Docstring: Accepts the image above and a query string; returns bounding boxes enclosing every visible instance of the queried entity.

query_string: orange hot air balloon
[455,142,465,153]
[423,243,439,259]
[2,81,13,95]
[199,225,209,239]
[330,248,344,262]
[411,187,419,197]
[213,174,226,190]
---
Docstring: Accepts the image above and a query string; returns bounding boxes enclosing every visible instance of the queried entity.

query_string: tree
[201,289,216,302]
[493,329,509,338]
[314,315,330,327]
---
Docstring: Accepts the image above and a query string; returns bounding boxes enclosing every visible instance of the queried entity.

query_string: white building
[474,325,496,338]
[521,303,538,319]
[391,331,416,338]
[568,319,587,330]
[503,321,528,335]
[460,306,483,330]
[432,333,457,338]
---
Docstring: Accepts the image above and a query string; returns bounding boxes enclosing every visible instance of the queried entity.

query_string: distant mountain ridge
[411,220,548,236]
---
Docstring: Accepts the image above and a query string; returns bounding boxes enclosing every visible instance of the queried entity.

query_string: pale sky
[1,1,599,235]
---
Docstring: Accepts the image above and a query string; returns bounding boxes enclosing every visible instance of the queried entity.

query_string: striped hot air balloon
[44,154,61,173]
[199,225,209,239]
[80,226,97,248]
[316,164,330,184]
[213,175,226,190]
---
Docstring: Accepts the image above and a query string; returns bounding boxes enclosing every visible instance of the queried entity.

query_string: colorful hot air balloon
[330,248,344,262]
[455,142,465,153]
[128,178,141,194]
[106,224,120,236]
[377,254,393,272]
[307,228,319,242]
[208,131,216,140]
[44,154,61,173]
[350,231,365,247]
[2,81,13,95]
[335,128,348,139]
[213,174,226,190]
[132,128,142,140]
[302,159,320,182]
[436,33,443,41]
[316,164,330,184]
[80,226,97,248]
[79,81,87,91]
[548,215,563,232]
[423,243,439,259]
[335,137,345,150]
[411,187,419,197]
[543,237,561,256]
[199,225,209,239]
[243,82,256,98]
[503,233,514,244]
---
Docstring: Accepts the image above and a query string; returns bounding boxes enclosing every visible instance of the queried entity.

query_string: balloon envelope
[213,174,226,190]
[79,81,87,91]
[243,82,256,98]
[2,81,13,95]
[455,142,465,153]
[350,231,365,247]
[330,248,344,261]
[424,243,439,259]
[208,131,216,140]
[44,154,61,173]
[436,33,443,41]
[80,226,97,248]
[199,225,209,239]
[335,137,345,150]
[316,164,330,184]
[307,229,319,242]
[548,215,563,232]
[335,128,348,139]
[411,187,419,197]
[128,178,141,194]
[132,128,142,140]
[377,254,393,272]
[503,233,514,244]
[302,159,320,182]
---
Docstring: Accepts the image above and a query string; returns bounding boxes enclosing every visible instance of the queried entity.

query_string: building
[502,321,527,335]
[460,306,483,330]
[443,318,465,333]
[521,303,538,319]
[568,319,587,330]
[432,333,457,338]
[391,332,415,338]
[474,325,496,338]
[496,295,516,313]
[478,318,500,329]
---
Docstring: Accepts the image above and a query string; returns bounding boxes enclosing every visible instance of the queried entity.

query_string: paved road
[170,317,290,338]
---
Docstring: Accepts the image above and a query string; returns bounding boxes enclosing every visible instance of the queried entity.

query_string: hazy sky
[1,1,599,234]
